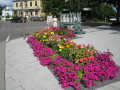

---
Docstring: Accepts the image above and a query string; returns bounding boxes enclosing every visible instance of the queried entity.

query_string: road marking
[6,34,10,42]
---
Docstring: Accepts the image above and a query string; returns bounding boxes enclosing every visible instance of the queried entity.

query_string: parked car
[10,17,27,23]
[5,17,12,21]
[30,17,45,21]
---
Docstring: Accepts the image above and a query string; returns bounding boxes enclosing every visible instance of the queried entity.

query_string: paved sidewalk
[6,38,63,90]
[6,25,120,90]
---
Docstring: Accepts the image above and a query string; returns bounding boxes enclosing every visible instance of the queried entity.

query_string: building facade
[13,0,44,19]
[2,6,13,20]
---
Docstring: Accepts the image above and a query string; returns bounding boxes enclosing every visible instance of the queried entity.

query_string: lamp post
[21,0,24,23]
[21,0,25,38]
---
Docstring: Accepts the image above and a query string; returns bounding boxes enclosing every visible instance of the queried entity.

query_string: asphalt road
[0,20,110,90]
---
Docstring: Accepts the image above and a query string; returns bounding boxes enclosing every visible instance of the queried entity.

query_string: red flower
[88,56,94,59]
[77,44,82,48]
[80,58,84,62]
[84,57,88,61]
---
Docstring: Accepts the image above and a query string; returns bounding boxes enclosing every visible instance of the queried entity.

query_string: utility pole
[21,0,24,23]
[21,0,25,38]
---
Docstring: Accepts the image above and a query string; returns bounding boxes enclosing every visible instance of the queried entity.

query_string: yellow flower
[50,32,54,34]
[45,33,47,35]
[43,35,46,38]
[59,46,64,49]
[66,45,70,47]
[59,49,62,51]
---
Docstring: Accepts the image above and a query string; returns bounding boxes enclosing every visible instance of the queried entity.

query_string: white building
[2,6,13,20]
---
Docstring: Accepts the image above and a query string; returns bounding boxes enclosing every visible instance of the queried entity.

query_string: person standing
[53,15,58,27]
[47,13,53,26]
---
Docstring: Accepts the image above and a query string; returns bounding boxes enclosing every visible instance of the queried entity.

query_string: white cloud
[0,0,13,5]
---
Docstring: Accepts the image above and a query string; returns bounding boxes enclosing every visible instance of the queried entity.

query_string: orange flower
[66,45,70,47]
[70,43,74,45]
[59,46,64,49]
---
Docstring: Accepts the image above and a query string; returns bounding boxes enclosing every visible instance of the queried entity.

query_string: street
[0,21,108,41]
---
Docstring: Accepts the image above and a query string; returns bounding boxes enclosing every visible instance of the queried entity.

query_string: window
[16,3,18,7]
[25,3,27,7]
[30,2,32,6]
[21,12,23,16]
[35,11,38,16]
[31,12,32,15]
[35,1,37,6]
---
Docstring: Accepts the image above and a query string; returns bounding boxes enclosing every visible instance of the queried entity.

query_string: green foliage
[0,5,2,16]
[59,47,73,61]
[76,69,83,79]
[49,40,59,51]
[91,18,105,22]
[59,44,95,63]
[6,15,10,18]
[12,15,18,19]
[68,0,90,12]
[42,0,65,15]
[41,0,100,14]
[51,53,58,60]
[91,3,116,20]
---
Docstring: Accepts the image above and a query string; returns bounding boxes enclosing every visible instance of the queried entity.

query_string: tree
[41,0,93,14]
[67,0,100,12]
[41,0,65,15]
[0,5,2,16]
[98,0,120,23]
[92,3,116,20]
[0,5,6,16]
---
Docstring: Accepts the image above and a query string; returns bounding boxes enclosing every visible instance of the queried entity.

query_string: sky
[0,0,13,8]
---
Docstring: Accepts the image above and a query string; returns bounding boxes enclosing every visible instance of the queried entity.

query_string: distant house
[2,6,13,20]
[13,0,45,20]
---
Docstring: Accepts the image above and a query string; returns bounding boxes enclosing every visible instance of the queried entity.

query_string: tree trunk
[116,1,120,22]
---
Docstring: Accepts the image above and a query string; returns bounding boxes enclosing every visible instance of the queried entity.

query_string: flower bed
[27,27,120,90]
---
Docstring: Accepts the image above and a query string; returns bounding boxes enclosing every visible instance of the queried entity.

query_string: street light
[21,0,24,23]
[21,0,25,38]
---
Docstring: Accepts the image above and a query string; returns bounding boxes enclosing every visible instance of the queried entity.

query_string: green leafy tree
[97,0,120,22]
[0,5,2,16]
[41,0,65,15]
[92,3,116,20]
[41,0,95,14]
